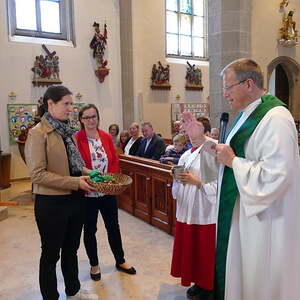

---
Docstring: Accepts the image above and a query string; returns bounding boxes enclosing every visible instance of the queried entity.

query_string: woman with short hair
[124,122,143,155]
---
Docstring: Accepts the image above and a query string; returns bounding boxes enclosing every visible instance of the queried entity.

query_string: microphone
[219,112,229,143]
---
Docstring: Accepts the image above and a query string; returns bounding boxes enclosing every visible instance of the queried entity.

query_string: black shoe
[187,285,213,300]
[90,267,101,281]
[115,264,136,275]
[90,271,101,281]
[186,284,203,298]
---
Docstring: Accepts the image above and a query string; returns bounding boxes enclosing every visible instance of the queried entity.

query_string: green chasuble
[214,94,286,300]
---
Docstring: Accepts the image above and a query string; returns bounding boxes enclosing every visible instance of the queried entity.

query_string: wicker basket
[87,173,132,195]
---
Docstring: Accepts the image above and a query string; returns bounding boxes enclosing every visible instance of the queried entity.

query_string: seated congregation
[110,118,219,165]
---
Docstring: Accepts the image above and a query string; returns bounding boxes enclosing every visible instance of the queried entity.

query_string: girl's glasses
[82,115,97,120]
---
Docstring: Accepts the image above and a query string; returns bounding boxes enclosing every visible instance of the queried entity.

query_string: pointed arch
[267,56,300,121]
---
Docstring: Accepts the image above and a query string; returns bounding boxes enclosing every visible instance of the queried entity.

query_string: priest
[214,58,300,300]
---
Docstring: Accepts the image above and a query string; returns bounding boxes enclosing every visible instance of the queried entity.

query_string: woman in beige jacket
[25,86,97,300]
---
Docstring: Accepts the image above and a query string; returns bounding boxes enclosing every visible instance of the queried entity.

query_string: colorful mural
[7,104,38,144]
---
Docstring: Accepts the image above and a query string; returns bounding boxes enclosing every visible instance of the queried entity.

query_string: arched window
[166,0,207,60]
[7,0,75,44]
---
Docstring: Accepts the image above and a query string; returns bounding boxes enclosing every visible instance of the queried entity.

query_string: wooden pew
[117,154,176,235]
[0,152,18,206]
[0,201,18,206]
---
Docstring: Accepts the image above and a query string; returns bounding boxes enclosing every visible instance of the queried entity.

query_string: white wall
[4,0,297,179]
[0,0,122,179]
[131,0,210,139]
[251,0,300,85]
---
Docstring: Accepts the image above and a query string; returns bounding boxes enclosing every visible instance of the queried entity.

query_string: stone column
[119,0,134,129]
[208,0,251,125]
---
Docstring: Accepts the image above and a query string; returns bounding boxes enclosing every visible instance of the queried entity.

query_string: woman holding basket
[25,86,98,300]
[76,104,136,281]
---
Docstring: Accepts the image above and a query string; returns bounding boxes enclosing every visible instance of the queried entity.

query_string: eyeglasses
[223,79,247,91]
[81,115,97,120]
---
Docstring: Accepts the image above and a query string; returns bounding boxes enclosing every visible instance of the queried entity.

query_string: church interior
[0,0,300,299]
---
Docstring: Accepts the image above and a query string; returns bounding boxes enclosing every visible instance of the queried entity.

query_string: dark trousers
[35,192,85,300]
[83,195,125,267]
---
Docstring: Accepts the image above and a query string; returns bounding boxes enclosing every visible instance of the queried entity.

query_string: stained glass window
[166,0,207,59]
[180,0,192,14]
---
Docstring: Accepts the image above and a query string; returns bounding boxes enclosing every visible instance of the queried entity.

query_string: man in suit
[136,122,166,160]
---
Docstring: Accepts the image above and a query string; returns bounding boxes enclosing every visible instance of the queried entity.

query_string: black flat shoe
[115,264,136,275]
[186,284,203,298]
[90,271,101,281]
[187,284,213,300]
[90,267,101,281]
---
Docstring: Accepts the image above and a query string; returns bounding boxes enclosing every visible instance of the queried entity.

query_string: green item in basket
[88,170,116,183]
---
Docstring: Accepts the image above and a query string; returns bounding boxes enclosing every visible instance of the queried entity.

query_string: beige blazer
[25,117,80,195]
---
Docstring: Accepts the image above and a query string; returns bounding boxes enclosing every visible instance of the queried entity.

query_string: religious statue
[31,45,62,87]
[90,21,110,83]
[150,61,171,89]
[278,1,298,47]
[185,61,203,91]
[279,0,289,10]
[53,56,60,79]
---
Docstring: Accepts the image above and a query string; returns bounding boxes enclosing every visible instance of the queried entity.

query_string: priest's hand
[177,172,201,187]
[215,144,236,168]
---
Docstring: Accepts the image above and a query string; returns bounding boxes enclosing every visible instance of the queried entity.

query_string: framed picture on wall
[171,102,210,135]
[7,104,38,144]
[70,103,85,131]
[171,102,210,123]
[7,103,85,144]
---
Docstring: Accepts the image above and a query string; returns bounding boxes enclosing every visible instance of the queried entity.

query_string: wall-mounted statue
[279,0,289,9]
[90,21,110,83]
[185,61,203,91]
[278,1,298,47]
[151,61,171,90]
[31,44,62,87]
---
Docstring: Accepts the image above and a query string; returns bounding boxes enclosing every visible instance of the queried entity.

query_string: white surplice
[218,98,300,300]
[172,139,218,225]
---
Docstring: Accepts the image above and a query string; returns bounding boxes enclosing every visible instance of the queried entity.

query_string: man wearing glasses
[214,58,300,300]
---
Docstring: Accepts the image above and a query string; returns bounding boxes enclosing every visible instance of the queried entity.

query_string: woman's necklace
[86,130,99,139]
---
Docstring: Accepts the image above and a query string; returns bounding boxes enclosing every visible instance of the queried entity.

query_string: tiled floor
[0,181,187,300]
